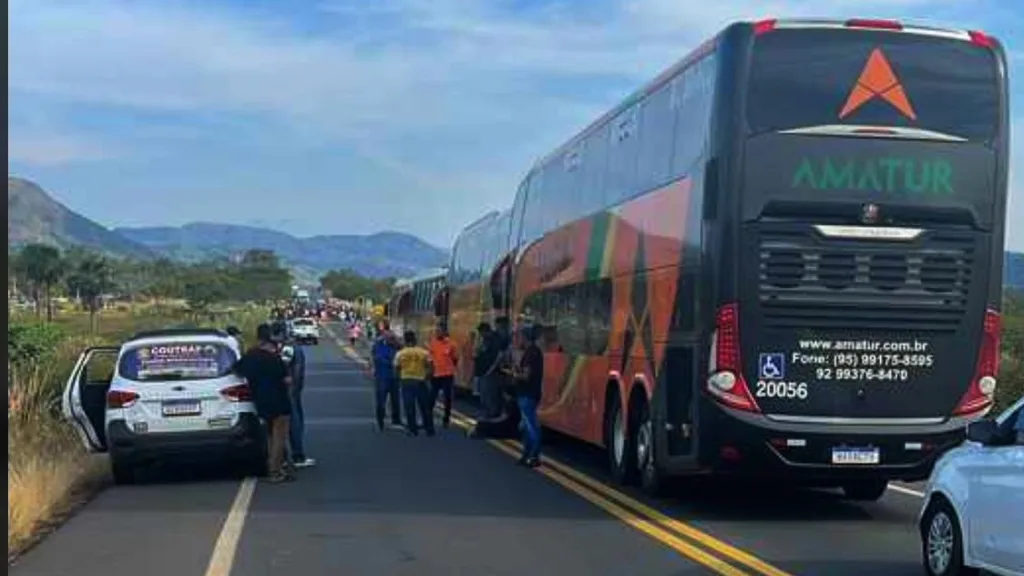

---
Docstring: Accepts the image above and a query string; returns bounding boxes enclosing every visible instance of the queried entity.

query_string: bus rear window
[747,29,1000,142]
[118,341,237,382]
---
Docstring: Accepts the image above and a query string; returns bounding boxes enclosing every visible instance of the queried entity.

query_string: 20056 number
[755,381,809,400]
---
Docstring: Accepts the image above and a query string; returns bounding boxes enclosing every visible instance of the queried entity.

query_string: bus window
[747,30,999,142]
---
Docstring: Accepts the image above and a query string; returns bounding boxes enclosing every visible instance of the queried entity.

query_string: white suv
[918,394,1024,576]
[290,317,320,345]
[62,328,266,484]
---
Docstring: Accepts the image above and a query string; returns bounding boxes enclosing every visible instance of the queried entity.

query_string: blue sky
[8,0,1024,249]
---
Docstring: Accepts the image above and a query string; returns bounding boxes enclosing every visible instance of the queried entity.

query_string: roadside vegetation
[7,242,289,559]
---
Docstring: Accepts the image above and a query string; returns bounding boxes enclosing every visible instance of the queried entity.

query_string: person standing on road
[371,321,403,432]
[475,323,503,420]
[393,330,435,437]
[233,323,295,483]
[278,327,315,468]
[348,321,362,347]
[428,322,459,429]
[512,324,544,468]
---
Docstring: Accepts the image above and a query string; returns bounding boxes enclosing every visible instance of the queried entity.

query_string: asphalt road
[9,325,931,575]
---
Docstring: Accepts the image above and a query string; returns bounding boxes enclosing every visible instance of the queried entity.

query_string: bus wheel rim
[637,418,652,471]
[927,511,954,574]
[613,409,625,464]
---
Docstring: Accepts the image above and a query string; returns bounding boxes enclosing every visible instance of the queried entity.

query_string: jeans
[430,375,454,425]
[288,385,306,461]
[517,396,541,460]
[400,379,434,435]
[374,374,401,427]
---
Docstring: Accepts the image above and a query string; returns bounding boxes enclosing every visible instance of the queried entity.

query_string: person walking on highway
[512,323,544,468]
[393,330,435,437]
[233,323,295,483]
[371,321,403,432]
[428,322,459,429]
[348,321,362,347]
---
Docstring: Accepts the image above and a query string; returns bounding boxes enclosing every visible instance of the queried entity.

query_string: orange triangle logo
[838,48,917,121]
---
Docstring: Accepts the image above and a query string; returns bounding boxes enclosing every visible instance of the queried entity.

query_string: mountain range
[8,176,1024,289]
[7,177,448,280]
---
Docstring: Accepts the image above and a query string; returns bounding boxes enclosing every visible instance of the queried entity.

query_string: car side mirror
[966,419,1000,446]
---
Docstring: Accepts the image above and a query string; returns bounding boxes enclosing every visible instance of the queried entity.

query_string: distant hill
[8,177,155,259]
[7,177,447,279]
[116,224,449,279]
[1006,252,1024,291]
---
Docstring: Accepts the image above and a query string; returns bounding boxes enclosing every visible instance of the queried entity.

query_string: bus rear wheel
[605,393,637,486]
[634,400,666,497]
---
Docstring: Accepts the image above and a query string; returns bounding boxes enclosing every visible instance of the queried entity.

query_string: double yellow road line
[334,334,791,576]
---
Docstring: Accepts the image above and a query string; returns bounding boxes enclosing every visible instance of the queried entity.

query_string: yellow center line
[335,334,792,576]
[449,412,792,576]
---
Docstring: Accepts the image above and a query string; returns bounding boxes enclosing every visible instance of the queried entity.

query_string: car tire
[921,497,977,576]
[841,480,888,501]
[110,456,136,485]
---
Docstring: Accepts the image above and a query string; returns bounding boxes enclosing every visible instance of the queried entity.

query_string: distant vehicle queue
[387,17,1014,504]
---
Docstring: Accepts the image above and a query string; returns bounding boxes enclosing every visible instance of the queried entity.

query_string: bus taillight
[953,308,1000,416]
[706,303,760,413]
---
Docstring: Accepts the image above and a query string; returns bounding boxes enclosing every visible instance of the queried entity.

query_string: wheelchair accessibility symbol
[758,353,785,380]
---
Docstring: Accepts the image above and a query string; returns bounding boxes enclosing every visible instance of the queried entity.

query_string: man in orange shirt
[428,322,459,429]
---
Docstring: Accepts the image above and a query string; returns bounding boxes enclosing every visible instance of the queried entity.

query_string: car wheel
[841,480,888,501]
[921,497,977,576]
[111,456,136,485]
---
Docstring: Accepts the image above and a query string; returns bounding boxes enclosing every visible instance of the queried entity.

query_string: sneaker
[267,472,289,483]
[525,457,541,468]
[294,458,316,468]
[389,423,405,431]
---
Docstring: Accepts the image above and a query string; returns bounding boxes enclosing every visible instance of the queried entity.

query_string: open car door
[61,346,121,453]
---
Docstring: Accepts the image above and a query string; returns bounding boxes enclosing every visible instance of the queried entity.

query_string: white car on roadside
[290,317,320,345]
[62,328,267,484]
[918,394,1024,576]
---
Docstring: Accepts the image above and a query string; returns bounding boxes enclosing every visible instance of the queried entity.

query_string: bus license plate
[162,400,201,417]
[831,447,880,465]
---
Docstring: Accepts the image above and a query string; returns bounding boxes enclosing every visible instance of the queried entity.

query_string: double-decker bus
[447,210,513,393]
[499,18,1009,499]
[387,268,448,344]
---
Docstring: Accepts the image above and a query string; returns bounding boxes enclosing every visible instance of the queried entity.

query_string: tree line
[8,243,294,325]
[318,268,395,302]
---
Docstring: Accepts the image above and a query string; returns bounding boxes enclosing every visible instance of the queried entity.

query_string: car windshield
[117,341,237,382]
[294,319,315,326]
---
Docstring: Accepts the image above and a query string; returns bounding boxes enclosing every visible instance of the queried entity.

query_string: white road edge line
[887,484,926,498]
[330,327,928,502]
[203,477,257,576]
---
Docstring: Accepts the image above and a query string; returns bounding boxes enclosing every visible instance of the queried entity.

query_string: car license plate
[162,400,202,417]
[831,447,880,465]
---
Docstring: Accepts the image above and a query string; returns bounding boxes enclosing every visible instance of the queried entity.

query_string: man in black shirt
[234,323,295,483]
[513,323,543,468]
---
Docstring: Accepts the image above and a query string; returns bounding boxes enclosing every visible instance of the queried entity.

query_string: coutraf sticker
[758,353,785,380]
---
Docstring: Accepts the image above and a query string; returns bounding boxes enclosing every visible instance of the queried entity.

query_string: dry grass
[7,306,270,560]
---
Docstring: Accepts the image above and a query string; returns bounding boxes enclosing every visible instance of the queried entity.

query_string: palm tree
[15,243,64,321]
[66,252,114,333]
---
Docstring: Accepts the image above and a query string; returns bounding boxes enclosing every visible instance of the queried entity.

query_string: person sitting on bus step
[371,321,403,432]
[428,322,459,429]
[393,330,435,437]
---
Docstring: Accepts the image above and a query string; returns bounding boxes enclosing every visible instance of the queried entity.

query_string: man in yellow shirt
[393,330,435,436]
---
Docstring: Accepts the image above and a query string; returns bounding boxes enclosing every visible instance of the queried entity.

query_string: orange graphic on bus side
[838,48,917,121]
